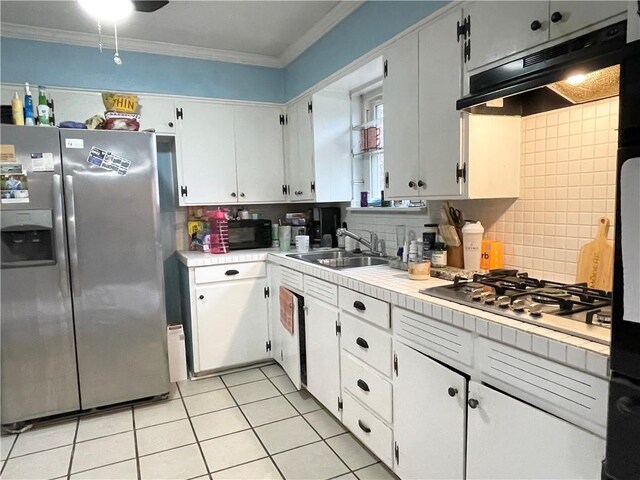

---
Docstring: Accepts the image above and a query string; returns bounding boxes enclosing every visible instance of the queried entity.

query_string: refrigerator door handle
[53,174,70,297]
[64,175,81,296]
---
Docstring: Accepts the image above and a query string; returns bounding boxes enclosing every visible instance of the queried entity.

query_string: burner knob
[496,296,511,308]
[470,288,484,301]
[511,299,526,311]
[528,303,543,316]
[481,292,496,304]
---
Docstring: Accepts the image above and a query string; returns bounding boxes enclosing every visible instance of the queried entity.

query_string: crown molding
[0,22,284,68]
[278,1,364,66]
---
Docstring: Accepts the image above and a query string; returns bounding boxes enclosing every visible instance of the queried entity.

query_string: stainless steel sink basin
[286,250,390,269]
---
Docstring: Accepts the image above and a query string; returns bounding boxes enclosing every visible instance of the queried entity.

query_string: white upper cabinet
[464,1,628,73]
[464,1,550,72]
[311,90,352,203]
[548,1,627,40]
[285,98,315,202]
[138,95,176,134]
[418,7,464,198]
[234,104,286,203]
[177,100,287,205]
[177,100,237,205]
[47,89,104,126]
[383,32,420,199]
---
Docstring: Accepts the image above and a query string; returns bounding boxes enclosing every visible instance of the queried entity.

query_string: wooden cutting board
[576,217,613,291]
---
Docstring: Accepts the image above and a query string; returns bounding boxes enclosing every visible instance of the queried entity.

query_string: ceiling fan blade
[132,1,169,13]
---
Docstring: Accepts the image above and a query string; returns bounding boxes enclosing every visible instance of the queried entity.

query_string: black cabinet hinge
[264,286,270,298]
[338,397,343,411]
[463,40,471,63]
[287,185,291,195]
[285,114,288,125]
[457,15,470,41]
[282,184,288,195]
[308,101,313,114]
[383,60,388,78]
[335,321,341,336]
[393,353,398,376]
[385,172,390,188]
[395,442,400,464]
[176,107,183,120]
[180,185,188,197]
[266,340,271,352]
[456,163,467,184]
[279,114,286,125]
[310,181,316,193]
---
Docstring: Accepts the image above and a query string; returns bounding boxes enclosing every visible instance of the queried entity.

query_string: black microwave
[228,219,272,250]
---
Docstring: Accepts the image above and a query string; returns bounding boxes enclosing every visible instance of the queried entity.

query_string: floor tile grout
[64,417,79,480]
[130,405,142,480]
[177,382,214,480]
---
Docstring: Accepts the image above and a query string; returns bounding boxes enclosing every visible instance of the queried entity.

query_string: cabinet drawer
[304,276,338,306]
[339,287,390,329]
[342,313,392,377]
[342,352,393,423]
[194,262,266,284]
[342,391,393,467]
[280,267,304,292]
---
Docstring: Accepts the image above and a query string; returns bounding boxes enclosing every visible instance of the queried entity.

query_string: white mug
[295,235,310,253]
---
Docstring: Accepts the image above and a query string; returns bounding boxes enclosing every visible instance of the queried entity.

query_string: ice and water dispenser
[1,210,55,268]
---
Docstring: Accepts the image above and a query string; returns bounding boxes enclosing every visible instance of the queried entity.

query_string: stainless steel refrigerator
[1,125,169,427]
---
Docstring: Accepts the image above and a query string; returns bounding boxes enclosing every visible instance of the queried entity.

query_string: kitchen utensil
[576,217,613,291]
[462,221,485,270]
[449,206,464,228]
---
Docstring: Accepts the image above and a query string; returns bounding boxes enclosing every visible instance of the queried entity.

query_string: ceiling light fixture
[78,0,134,23]
[566,73,587,85]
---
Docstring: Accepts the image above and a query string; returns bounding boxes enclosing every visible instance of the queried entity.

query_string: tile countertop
[177,249,610,378]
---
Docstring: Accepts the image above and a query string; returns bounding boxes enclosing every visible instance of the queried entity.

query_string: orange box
[481,240,503,270]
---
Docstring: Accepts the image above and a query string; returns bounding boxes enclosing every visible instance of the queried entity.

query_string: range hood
[457,21,626,116]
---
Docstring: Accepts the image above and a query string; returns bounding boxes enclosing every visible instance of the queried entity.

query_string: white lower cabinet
[181,261,270,374]
[466,380,605,479]
[392,341,467,480]
[305,295,341,417]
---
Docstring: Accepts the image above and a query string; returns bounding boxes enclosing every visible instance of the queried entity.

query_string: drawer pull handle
[353,300,366,311]
[448,387,458,397]
[468,398,479,409]
[358,420,371,433]
[617,396,640,418]
[356,337,369,349]
[198,295,204,300]
[225,269,239,276]
[357,379,370,392]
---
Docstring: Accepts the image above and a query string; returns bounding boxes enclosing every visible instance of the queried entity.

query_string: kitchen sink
[286,250,391,269]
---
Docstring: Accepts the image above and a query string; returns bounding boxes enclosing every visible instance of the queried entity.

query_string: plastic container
[11,92,24,125]
[208,208,229,254]
[37,86,50,125]
[462,221,485,270]
[408,259,431,280]
[408,240,418,262]
[279,226,292,251]
[24,83,34,126]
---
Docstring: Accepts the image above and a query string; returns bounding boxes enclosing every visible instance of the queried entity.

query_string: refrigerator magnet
[1,170,29,203]
[31,153,54,172]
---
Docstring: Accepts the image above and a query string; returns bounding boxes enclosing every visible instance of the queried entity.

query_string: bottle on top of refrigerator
[37,86,50,126]
[11,92,24,125]
[24,83,35,126]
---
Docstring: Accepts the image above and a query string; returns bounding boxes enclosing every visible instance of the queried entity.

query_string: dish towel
[279,286,295,335]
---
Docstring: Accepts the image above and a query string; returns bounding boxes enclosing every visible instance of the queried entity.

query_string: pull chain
[113,23,122,64]
[97,21,103,53]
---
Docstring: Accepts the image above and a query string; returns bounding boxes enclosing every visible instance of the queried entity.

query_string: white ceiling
[0,1,363,67]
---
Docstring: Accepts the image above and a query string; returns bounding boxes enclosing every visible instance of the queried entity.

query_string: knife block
[447,228,465,268]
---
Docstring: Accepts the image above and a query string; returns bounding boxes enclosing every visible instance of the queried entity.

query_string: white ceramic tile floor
[0,364,393,480]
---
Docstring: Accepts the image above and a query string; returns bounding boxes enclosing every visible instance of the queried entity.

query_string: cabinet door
[235,105,286,203]
[383,32,420,200]
[49,89,105,126]
[195,278,269,372]
[268,266,301,388]
[138,96,176,134]
[467,381,605,479]
[177,101,237,205]
[464,1,550,72]
[393,342,466,480]
[549,1,627,40]
[312,91,352,203]
[287,98,315,202]
[305,296,341,418]
[418,9,464,198]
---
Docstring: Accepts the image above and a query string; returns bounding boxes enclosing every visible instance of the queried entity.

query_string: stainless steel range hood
[457,21,626,116]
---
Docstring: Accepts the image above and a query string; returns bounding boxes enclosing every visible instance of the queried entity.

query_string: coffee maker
[310,207,341,248]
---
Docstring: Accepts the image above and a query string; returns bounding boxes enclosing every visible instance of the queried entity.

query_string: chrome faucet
[336,228,383,256]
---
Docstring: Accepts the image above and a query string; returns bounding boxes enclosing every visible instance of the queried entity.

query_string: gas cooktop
[421,269,612,344]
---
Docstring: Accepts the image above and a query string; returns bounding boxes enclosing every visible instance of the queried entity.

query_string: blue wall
[284,1,447,100]
[0,1,448,103]
[0,37,285,103]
